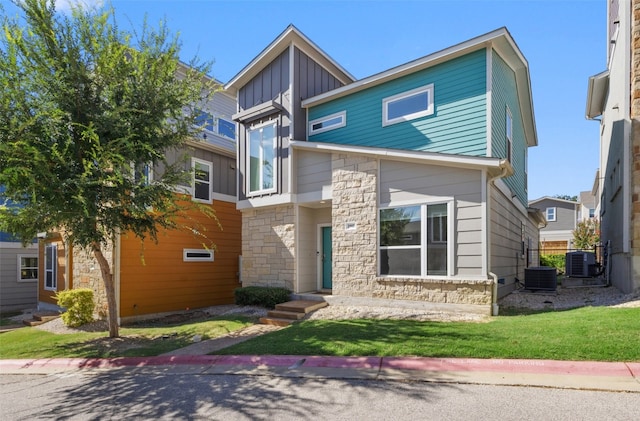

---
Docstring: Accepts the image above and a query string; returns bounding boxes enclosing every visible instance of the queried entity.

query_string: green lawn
[215,306,640,362]
[0,316,253,359]
[2,307,639,361]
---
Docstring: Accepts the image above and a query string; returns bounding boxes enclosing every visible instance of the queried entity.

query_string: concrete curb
[2,356,639,392]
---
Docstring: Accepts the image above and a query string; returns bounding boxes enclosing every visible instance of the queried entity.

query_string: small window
[132,162,153,186]
[506,107,513,162]
[309,111,346,135]
[44,243,57,290]
[218,118,236,140]
[195,109,214,133]
[382,84,434,127]
[546,207,556,222]
[183,248,214,262]
[192,158,212,203]
[18,255,38,282]
[588,208,595,218]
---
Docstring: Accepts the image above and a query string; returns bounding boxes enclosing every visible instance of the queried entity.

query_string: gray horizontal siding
[0,245,37,311]
[531,198,577,232]
[296,150,332,195]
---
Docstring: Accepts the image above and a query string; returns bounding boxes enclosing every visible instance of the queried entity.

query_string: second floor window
[192,158,212,203]
[248,122,277,194]
[382,84,434,127]
[506,107,513,162]
[546,207,556,222]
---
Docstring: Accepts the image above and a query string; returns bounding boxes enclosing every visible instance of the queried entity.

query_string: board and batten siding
[491,50,527,206]
[0,243,37,311]
[118,199,241,319]
[163,146,236,197]
[293,47,345,140]
[238,49,290,112]
[379,160,484,275]
[308,50,487,156]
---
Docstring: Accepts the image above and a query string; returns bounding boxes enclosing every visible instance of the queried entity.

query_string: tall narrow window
[248,122,277,194]
[192,158,212,203]
[506,107,513,162]
[44,243,57,290]
[426,204,448,275]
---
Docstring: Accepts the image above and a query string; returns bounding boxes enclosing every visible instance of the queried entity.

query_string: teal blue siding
[491,50,527,206]
[308,50,487,156]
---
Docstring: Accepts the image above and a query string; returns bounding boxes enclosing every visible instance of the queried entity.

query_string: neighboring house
[528,196,579,254]
[37,81,241,323]
[586,0,640,293]
[225,25,544,314]
[0,186,38,312]
[579,189,597,221]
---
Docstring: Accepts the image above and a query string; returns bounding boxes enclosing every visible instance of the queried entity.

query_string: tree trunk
[92,242,119,338]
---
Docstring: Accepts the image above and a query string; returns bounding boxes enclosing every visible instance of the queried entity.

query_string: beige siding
[296,150,332,196]
[380,160,484,276]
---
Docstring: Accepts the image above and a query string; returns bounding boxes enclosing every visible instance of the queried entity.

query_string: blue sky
[5,0,607,201]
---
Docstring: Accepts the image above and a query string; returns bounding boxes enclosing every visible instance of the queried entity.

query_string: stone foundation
[373,277,493,305]
[72,242,113,319]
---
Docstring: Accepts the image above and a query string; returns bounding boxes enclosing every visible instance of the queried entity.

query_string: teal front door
[321,226,332,289]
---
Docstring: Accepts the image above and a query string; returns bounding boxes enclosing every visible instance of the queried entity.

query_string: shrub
[540,254,566,274]
[234,286,291,309]
[55,289,95,327]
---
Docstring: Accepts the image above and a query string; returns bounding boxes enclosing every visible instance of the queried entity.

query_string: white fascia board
[302,27,515,108]
[225,25,355,91]
[290,140,509,174]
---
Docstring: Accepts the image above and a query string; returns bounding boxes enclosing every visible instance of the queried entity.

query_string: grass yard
[0,316,253,359]
[215,306,640,362]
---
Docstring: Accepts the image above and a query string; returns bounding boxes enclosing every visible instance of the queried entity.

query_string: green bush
[540,254,566,274]
[234,286,291,309]
[55,289,95,327]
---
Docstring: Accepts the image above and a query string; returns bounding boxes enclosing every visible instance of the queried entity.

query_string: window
[44,243,57,290]
[309,111,346,135]
[183,248,214,262]
[192,158,212,203]
[218,118,236,141]
[248,122,277,194]
[18,255,38,282]
[380,203,449,277]
[195,109,214,133]
[546,207,556,222]
[132,162,153,186]
[382,84,434,127]
[588,208,595,218]
[506,107,513,162]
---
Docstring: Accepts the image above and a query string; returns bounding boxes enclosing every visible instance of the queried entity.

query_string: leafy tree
[553,194,578,202]
[0,0,217,337]
[573,219,600,250]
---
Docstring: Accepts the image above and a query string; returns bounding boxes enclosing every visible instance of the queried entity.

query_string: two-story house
[37,79,241,323]
[529,196,579,254]
[586,0,640,293]
[226,26,543,315]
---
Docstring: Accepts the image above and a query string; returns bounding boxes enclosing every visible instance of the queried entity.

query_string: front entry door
[321,226,332,289]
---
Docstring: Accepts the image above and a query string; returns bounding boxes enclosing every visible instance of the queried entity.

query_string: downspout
[487,163,510,316]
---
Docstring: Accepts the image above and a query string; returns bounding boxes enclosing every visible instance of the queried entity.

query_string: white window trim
[217,117,237,141]
[192,158,213,204]
[546,207,557,222]
[309,111,346,135]
[17,254,38,283]
[130,162,153,185]
[183,248,214,262]
[506,106,513,162]
[382,84,434,127]
[247,120,278,196]
[44,243,57,291]
[379,201,452,277]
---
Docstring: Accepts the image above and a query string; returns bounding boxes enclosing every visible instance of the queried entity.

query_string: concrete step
[259,317,295,327]
[23,314,60,327]
[267,310,305,320]
[275,300,328,314]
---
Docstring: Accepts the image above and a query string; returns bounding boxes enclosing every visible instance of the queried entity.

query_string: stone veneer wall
[241,204,296,290]
[72,241,112,318]
[330,152,493,305]
[632,0,640,291]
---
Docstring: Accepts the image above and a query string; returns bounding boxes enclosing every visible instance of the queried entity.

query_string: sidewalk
[2,355,639,393]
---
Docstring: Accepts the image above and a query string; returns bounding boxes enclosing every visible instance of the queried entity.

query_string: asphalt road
[1,371,638,420]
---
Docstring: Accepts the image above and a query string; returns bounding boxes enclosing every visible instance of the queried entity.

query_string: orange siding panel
[119,200,241,318]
